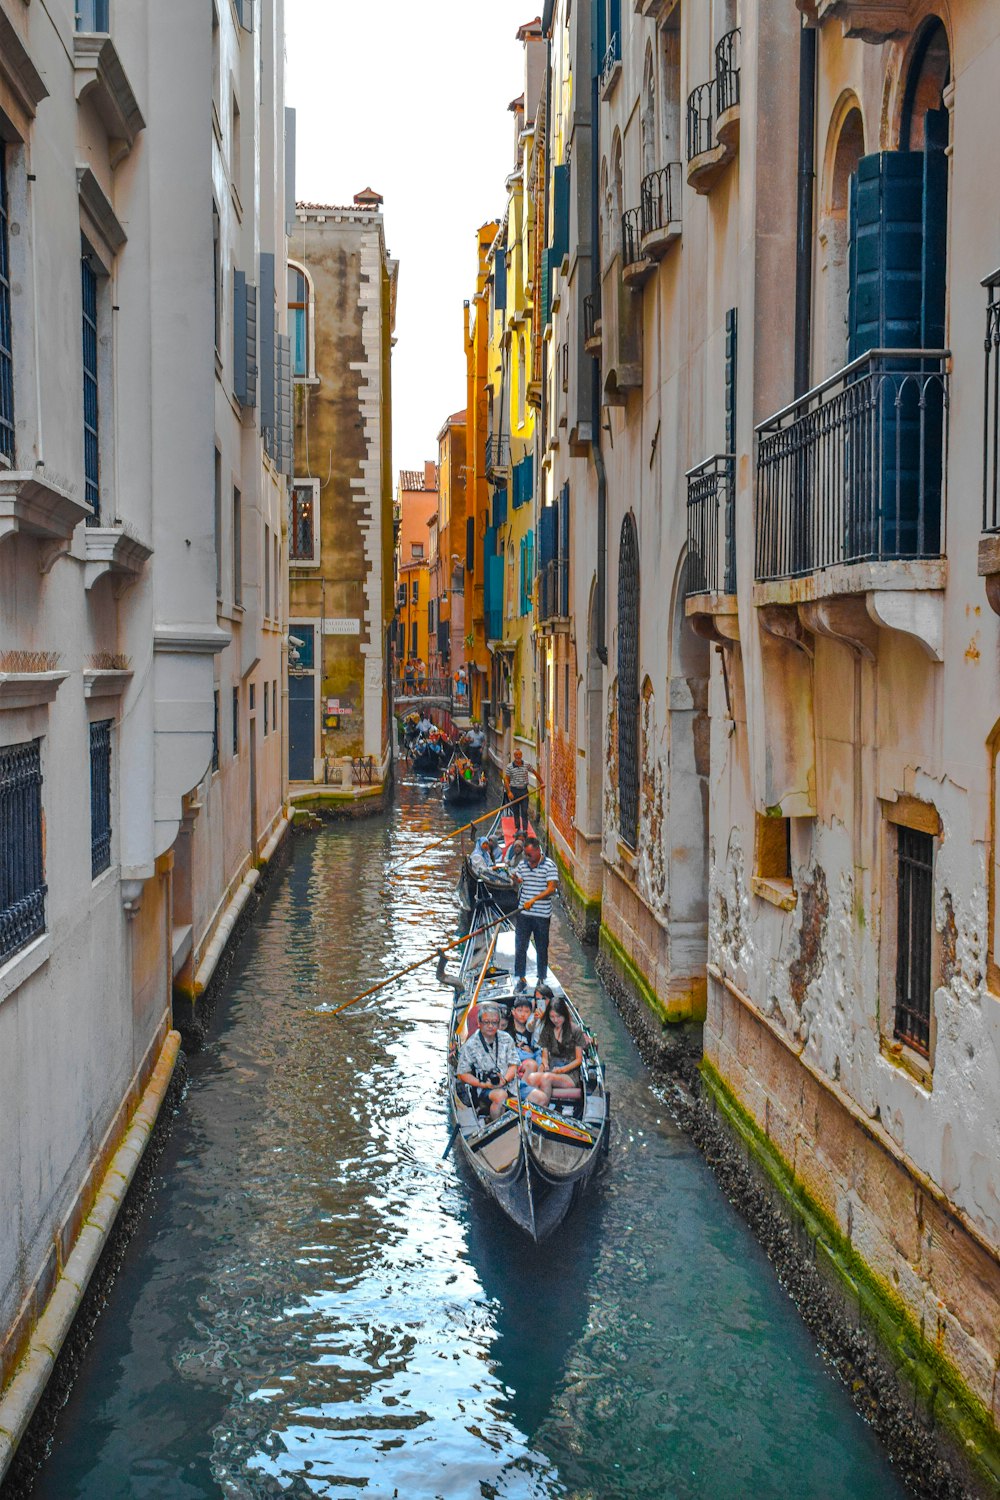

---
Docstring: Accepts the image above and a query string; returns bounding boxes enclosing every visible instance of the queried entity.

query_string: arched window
[617,513,640,847]
[600,157,611,264]
[612,132,624,257]
[820,100,865,375]
[641,46,657,178]
[900,18,950,152]
[287,261,313,379]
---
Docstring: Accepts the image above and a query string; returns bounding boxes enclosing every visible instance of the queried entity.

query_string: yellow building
[464,223,500,722]
[394,465,435,689]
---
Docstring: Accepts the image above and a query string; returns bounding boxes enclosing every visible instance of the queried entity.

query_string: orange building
[464,223,499,721]
[394,463,436,689]
[428,411,467,686]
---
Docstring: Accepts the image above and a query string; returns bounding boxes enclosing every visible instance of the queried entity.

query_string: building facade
[463,223,500,724]
[428,411,467,686]
[0,0,290,1466]
[527,0,1000,1481]
[394,463,435,687]
[287,193,397,796]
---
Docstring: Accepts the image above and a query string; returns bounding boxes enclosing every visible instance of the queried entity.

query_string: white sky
[285,0,535,479]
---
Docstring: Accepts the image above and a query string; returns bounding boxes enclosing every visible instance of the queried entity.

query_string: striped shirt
[516,855,558,917]
[506,760,530,792]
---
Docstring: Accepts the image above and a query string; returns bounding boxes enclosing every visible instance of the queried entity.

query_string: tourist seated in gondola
[505,994,552,1106]
[537,994,585,1093]
[503,837,524,867]
[456,1002,519,1120]
[469,836,495,876]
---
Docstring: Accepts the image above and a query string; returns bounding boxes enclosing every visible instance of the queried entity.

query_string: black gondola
[410,737,453,775]
[442,760,488,806]
[439,905,609,1242]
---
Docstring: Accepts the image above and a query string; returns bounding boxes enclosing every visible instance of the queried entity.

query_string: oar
[329,910,510,1018]
[393,804,508,868]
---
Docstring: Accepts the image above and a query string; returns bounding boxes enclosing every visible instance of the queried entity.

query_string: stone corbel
[72,34,145,167]
[795,0,921,39]
[0,9,48,128]
[758,603,814,658]
[0,471,91,549]
[866,590,944,662]
[798,597,878,661]
[84,526,153,595]
[686,594,740,650]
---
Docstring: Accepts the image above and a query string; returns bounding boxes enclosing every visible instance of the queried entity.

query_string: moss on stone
[549,843,601,936]
[700,1057,1000,1491]
[598,923,671,1023]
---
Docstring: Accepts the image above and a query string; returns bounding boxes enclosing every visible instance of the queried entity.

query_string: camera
[484,1070,502,1087]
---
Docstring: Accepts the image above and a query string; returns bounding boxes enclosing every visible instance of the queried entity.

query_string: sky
[285,0,536,478]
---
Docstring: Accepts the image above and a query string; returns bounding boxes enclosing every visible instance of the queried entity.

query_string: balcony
[795,0,922,41]
[978,270,1000,615]
[73,4,145,168]
[537,559,569,630]
[621,208,654,289]
[640,163,682,260]
[755,349,949,661]
[686,29,740,195]
[684,455,739,647]
[583,291,602,357]
[600,34,622,100]
[486,434,510,478]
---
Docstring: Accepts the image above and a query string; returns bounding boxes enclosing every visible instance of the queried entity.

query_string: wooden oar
[393,804,508,869]
[329,910,510,1018]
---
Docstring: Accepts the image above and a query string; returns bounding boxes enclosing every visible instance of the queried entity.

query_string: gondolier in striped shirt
[512,836,558,993]
[503,749,534,835]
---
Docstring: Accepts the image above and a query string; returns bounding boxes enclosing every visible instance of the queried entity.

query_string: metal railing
[583,290,600,345]
[686,454,735,597]
[621,207,644,269]
[755,350,949,582]
[984,269,1000,531]
[561,341,569,393]
[486,434,509,474]
[537,558,569,623]
[351,756,376,786]
[0,740,46,962]
[686,81,715,161]
[600,33,621,93]
[641,163,682,238]
[715,27,742,116]
[90,719,112,877]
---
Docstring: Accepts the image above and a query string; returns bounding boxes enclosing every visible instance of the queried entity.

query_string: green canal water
[26,778,906,1499]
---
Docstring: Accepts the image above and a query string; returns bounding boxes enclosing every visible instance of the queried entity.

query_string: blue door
[288,673,315,781]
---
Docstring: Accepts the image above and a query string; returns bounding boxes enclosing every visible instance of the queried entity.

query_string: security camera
[288,634,305,649]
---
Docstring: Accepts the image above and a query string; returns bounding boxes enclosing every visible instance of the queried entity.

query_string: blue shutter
[558,482,570,561]
[848,152,924,361]
[594,0,606,75]
[492,487,507,528]
[541,251,551,329]
[552,164,570,264]
[538,504,558,567]
[466,515,475,572]
[259,252,276,441]
[494,245,507,313]
[524,528,534,615]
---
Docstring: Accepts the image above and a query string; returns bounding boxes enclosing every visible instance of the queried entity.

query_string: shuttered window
[82,255,100,518]
[894,826,934,1057]
[617,514,640,848]
[1,741,45,959]
[0,145,13,465]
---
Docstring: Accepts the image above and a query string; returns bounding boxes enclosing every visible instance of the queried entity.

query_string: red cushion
[466,1003,479,1036]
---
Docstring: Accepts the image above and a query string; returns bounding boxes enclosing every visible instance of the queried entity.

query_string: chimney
[354,187,383,209]
[424,460,437,490]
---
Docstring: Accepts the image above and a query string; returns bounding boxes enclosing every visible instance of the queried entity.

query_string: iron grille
[81,256,100,521]
[90,719,112,877]
[290,483,315,560]
[600,33,620,93]
[486,434,510,474]
[0,740,46,960]
[715,28,741,116]
[894,825,934,1057]
[617,514,640,848]
[755,350,949,581]
[583,290,600,349]
[640,163,682,239]
[686,454,736,596]
[687,80,714,161]
[621,208,644,269]
[0,145,14,465]
[212,691,220,772]
[983,269,1000,531]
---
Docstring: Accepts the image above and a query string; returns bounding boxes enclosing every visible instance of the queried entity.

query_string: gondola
[439,900,609,1242]
[456,807,520,916]
[442,759,488,806]
[410,737,453,775]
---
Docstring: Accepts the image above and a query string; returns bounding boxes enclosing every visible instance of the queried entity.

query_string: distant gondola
[410,737,454,775]
[442,759,488,806]
[439,899,609,1242]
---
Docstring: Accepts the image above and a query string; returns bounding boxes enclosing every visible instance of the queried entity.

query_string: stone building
[0,0,290,1471]
[394,463,436,689]
[532,0,1000,1482]
[286,194,397,800]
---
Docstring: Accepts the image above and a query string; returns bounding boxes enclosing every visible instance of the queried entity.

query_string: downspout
[794,23,817,398]
[591,7,608,665]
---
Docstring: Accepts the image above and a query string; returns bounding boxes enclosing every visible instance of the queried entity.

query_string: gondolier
[513,836,558,993]
[503,749,534,834]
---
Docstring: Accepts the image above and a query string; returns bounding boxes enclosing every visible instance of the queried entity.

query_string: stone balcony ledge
[0,671,69,711]
[0,471,91,550]
[84,525,153,594]
[73,33,145,165]
[795,0,922,41]
[753,558,947,662]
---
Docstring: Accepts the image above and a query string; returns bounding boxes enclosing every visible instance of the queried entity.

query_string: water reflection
[26,776,905,1500]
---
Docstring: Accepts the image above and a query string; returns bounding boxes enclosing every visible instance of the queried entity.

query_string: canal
[24,778,906,1499]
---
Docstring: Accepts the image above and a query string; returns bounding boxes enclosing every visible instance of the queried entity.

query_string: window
[289,479,318,564]
[411,542,424,560]
[410,621,417,657]
[0,144,14,466]
[212,690,220,772]
[232,485,242,605]
[249,682,255,712]
[230,93,242,202]
[81,253,100,518]
[264,522,271,618]
[274,534,280,617]
[75,0,109,30]
[213,202,222,355]
[263,678,269,735]
[617,514,640,847]
[272,680,278,732]
[232,686,240,755]
[0,740,45,960]
[288,263,309,378]
[752,814,794,908]
[411,579,419,603]
[90,720,112,878]
[894,826,934,1058]
[214,448,223,599]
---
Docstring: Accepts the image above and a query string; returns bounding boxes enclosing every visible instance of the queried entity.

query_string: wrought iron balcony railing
[686,81,715,162]
[600,34,621,94]
[715,28,741,116]
[984,269,1000,532]
[755,350,949,583]
[641,163,682,238]
[621,208,644,270]
[486,434,510,474]
[583,290,601,351]
[537,558,569,623]
[686,454,736,597]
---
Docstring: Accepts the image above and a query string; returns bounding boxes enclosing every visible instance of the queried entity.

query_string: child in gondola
[505,995,551,1106]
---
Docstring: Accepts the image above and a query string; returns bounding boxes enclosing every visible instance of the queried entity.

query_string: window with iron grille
[263,678,269,736]
[232,686,240,756]
[90,720,112,877]
[289,480,317,564]
[894,826,934,1057]
[0,740,45,960]
[212,690,220,772]
[0,145,14,466]
[617,513,640,847]
[81,255,100,518]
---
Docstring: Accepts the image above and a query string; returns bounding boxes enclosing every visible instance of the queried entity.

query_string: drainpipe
[591,18,608,666]
[794,23,817,398]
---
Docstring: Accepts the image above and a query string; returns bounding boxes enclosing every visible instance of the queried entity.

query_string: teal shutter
[552,164,570,264]
[848,152,923,361]
[494,245,507,313]
[538,504,557,566]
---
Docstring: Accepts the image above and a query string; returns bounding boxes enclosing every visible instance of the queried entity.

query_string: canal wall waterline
[0,1027,181,1486]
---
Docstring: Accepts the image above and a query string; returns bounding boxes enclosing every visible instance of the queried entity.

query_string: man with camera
[456,1002,519,1120]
